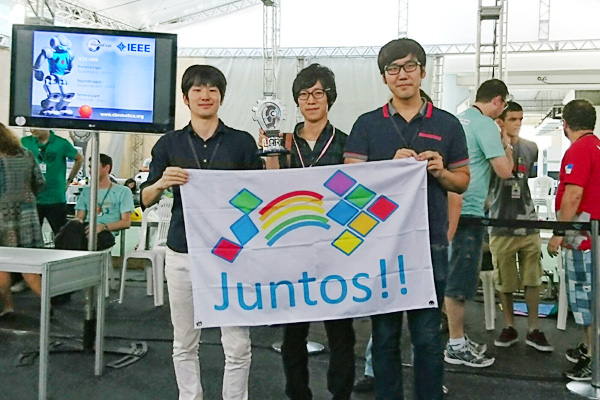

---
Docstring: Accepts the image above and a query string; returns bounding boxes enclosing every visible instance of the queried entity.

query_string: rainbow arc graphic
[259,191,330,246]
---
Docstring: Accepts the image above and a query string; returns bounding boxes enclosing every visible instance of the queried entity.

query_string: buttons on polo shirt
[203,159,207,163]
[203,144,207,148]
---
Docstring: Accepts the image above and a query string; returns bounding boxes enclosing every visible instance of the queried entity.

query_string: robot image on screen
[33,34,75,116]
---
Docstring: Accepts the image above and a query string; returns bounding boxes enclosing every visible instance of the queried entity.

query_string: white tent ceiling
[6,0,600,116]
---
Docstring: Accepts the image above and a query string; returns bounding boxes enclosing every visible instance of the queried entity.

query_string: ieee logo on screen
[117,42,152,52]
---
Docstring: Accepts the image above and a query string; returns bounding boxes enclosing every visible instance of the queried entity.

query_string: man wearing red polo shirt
[547,99,600,381]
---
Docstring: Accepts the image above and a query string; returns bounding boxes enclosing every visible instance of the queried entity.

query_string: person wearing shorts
[488,101,552,352]
[547,99,600,381]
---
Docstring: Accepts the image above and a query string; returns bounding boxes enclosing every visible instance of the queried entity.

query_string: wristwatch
[505,144,513,151]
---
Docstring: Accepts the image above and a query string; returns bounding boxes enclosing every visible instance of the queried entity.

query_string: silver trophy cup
[253,97,289,157]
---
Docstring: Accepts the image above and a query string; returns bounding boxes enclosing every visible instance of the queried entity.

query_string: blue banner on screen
[31,31,155,123]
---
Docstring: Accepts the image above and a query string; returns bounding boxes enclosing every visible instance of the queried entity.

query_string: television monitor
[9,24,177,134]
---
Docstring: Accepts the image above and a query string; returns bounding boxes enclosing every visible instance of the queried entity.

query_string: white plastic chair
[532,175,556,220]
[119,197,173,306]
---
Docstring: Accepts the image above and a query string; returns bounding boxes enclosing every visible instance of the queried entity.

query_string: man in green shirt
[21,129,83,235]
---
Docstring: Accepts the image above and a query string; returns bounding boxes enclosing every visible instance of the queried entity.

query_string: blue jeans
[371,244,447,400]
[446,222,484,301]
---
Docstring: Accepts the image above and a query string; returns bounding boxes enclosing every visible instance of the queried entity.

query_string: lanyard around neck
[98,183,113,211]
[294,127,336,168]
[389,112,425,149]
[188,132,222,169]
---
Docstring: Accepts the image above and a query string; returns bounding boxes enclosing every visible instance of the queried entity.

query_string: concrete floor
[0,270,588,400]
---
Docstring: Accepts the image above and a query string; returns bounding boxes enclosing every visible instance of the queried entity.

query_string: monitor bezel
[9,24,177,134]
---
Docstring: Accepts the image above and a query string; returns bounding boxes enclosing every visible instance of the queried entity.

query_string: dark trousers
[282,318,355,400]
[371,244,448,400]
[37,203,68,235]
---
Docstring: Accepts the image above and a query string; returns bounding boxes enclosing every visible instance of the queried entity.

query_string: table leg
[39,265,51,400]
[95,276,105,375]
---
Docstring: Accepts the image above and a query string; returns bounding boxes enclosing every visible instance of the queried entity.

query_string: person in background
[21,128,83,235]
[444,79,514,368]
[124,178,140,207]
[0,123,45,318]
[74,154,134,237]
[547,99,600,381]
[488,101,552,352]
[262,63,355,400]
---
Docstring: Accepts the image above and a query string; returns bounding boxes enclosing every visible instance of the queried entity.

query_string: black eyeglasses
[384,61,421,75]
[298,88,329,101]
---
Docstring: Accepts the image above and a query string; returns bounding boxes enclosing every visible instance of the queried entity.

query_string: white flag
[181,158,436,328]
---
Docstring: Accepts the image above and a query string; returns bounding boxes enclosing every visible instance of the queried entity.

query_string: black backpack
[55,219,115,251]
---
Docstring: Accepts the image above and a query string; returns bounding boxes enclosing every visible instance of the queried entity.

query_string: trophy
[253,97,289,156]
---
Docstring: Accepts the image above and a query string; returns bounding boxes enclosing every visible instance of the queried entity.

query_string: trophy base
[257,147,290,157]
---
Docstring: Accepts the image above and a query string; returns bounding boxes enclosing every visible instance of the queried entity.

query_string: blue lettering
[320,275,347,304]
[237,283,263,310]
[126,43,150,52]
[269,280,295,309]
[352,273,372,302]
[298,271,317,306]
[214,272,229,311]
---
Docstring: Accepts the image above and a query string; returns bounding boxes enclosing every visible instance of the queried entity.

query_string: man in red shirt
[547,98,600,381]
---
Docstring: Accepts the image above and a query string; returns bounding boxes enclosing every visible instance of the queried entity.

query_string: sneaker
[494,326,519,347]
[525,330,554,352]
[444,342,495,368]
[465,333,487,355]
[10,280,29,293]
[566,343,589,363]
[564,355,592,381]
[353,375,375,393]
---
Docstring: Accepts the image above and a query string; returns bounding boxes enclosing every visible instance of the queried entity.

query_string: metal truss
[28,0,262,31]
[178,46,381,58]
[53,0,137,30]
[539,0,550,41]
[178,39,600,58]
[156,0,261,28]
[130,135,144,177]
[398,0,408,37]
[0,34,9,48]
[262,0,279,96]
[431,55,444,107]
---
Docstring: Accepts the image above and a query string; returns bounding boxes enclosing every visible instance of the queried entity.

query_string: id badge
[39,162,47,174]
[511,181,521,199]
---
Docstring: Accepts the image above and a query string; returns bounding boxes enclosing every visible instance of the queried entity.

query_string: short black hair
[181,65,227,100]
[498,101,523,120]
[292,64,337,109]
[475,79,509,103]
[377,38,426,75]
[100,153,113,173]
[563,99,596,131]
